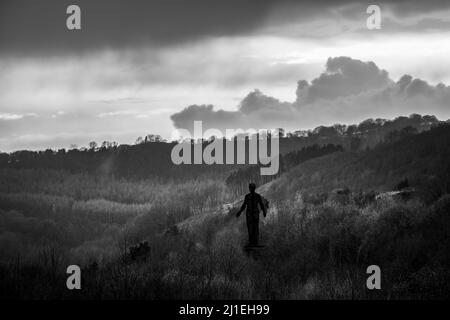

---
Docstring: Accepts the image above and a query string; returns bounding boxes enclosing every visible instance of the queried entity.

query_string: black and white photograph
[1,0,450,310]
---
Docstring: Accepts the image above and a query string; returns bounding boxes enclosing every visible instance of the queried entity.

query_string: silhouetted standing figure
[236,183,267,246]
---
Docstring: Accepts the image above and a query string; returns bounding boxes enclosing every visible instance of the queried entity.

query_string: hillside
[0,114,441,181]
[269,122,450,204]
[1,118,450,300]
[170,122,450,253]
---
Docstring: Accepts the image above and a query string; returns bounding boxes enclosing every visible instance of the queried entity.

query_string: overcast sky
[1,0,450,151]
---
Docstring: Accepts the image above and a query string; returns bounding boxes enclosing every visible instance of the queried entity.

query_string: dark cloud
[2,0,450,55]
[239,89,290,114]
[170,105,241,133]
[296,57,390,104]
[170,89,299,132]
[0,0,290,55]
[170,56,450,131]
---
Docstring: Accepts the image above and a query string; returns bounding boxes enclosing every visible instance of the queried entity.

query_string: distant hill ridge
[0,114,443,180]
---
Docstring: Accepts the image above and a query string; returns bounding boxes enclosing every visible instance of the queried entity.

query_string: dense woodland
[0,114,449,299]
[0,114,440,179]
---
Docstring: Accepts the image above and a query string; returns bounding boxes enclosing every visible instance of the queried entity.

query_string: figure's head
[249,183,256,192]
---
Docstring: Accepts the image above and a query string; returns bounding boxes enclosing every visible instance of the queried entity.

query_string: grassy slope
[175,123,450,246]
[268,124,450,203]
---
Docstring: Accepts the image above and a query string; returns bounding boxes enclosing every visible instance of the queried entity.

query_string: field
[1,122,450,299]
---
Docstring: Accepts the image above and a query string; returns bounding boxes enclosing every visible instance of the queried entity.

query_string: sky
[1,0,450,151]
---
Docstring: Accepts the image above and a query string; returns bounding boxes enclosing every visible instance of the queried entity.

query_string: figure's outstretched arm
[236,197,247,217]
[259,196,267,217]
